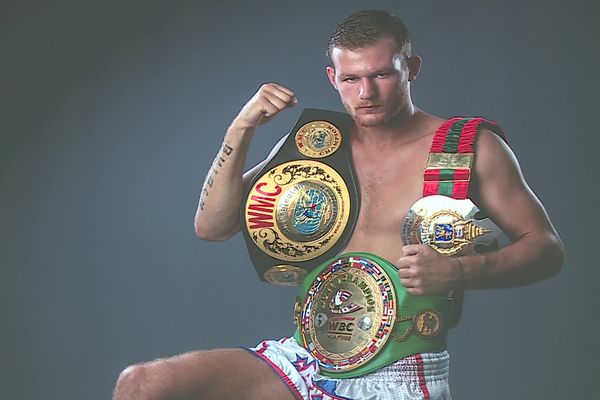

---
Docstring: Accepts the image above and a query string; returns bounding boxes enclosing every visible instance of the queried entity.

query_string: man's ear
[326,66,338,90]
[407,56,422,82]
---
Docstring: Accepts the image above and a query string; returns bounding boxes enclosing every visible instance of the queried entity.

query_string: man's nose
[359,79,377,99]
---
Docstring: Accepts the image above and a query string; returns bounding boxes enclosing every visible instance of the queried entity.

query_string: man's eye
[376,73,389,78]
[343,77,357,83]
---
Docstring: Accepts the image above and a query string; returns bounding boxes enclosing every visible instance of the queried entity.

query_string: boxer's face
[326,36,419,127]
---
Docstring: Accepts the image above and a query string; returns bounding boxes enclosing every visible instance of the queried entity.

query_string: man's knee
[114,362,166,400]
[112,349,288,400]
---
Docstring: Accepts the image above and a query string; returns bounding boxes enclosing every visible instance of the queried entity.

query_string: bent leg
[113,348,297,400]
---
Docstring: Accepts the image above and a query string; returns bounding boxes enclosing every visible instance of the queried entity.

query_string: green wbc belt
[293,253,452,378]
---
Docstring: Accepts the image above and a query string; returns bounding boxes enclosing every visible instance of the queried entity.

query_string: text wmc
[247,183,282,229]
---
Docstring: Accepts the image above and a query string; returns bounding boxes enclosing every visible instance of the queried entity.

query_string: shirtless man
[113,10,563,400]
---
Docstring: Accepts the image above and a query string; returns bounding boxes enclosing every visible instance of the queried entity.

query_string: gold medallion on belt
[295,121,342,158]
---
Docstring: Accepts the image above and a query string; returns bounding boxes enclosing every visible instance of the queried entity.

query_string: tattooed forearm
[199,143,234,210]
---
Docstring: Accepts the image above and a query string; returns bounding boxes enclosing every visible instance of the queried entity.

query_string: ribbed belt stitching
[424,117,491,199]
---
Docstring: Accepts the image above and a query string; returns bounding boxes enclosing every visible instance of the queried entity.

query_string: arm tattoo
[198,143,234,210]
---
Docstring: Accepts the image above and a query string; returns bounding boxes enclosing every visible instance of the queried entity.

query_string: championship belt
[402,117,508,327]
[403,117,508,255]
[293,253,452,378]
[241,109,359,286]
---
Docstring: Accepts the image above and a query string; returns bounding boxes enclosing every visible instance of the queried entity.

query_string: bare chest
[356,157,425,230]
[343,142,431,257]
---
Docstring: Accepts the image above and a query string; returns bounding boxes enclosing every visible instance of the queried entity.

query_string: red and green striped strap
[423,117,503,199]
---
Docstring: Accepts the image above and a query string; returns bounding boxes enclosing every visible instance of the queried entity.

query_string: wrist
[454,257,465,290]
[228,116,259,135]
[225,122,255,146]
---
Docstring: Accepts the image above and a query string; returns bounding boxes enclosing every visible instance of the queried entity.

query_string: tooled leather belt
[241,108,359,286]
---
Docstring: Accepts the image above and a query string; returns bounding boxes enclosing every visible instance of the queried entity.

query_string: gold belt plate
[244,160,351,262]
[401,195,502,255]
[299,255,397,372]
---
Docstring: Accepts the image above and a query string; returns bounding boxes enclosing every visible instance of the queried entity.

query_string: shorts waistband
[350,351,450,383]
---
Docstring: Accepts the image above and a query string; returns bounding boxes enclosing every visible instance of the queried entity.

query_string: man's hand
[397,244,461,296]
[231,83,297,131]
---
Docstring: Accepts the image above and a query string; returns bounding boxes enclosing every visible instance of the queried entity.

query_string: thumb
[402,244,429,257]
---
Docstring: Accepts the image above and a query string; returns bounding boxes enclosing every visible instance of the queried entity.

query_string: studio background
[2,1,598,399]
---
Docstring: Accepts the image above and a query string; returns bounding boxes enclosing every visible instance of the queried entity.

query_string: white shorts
[247,336,451,400]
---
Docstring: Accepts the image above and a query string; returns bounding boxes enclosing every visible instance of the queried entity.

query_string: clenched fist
[397,244,462,296]
[232,83,297,130]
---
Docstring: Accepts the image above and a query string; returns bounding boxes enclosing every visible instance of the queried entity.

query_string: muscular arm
[194,83,297,241]
[398,129,564,295]
[193,127,260,241]
[459,129,564,288]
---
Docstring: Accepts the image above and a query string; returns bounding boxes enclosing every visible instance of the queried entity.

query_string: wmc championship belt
[291,117,508,377]
[241,109,359,286]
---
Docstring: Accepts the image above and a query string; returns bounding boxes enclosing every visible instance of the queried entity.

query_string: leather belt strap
[422,116,507,328]
[424,117,505,199]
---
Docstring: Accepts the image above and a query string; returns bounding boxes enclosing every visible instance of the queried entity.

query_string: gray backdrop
[2,1,599,399]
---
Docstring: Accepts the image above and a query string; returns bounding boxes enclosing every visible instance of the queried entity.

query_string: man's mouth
[356,105,381,112]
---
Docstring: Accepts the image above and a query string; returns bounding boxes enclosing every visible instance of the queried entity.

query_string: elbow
[543,233,565,279]
[194,219,236,242]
